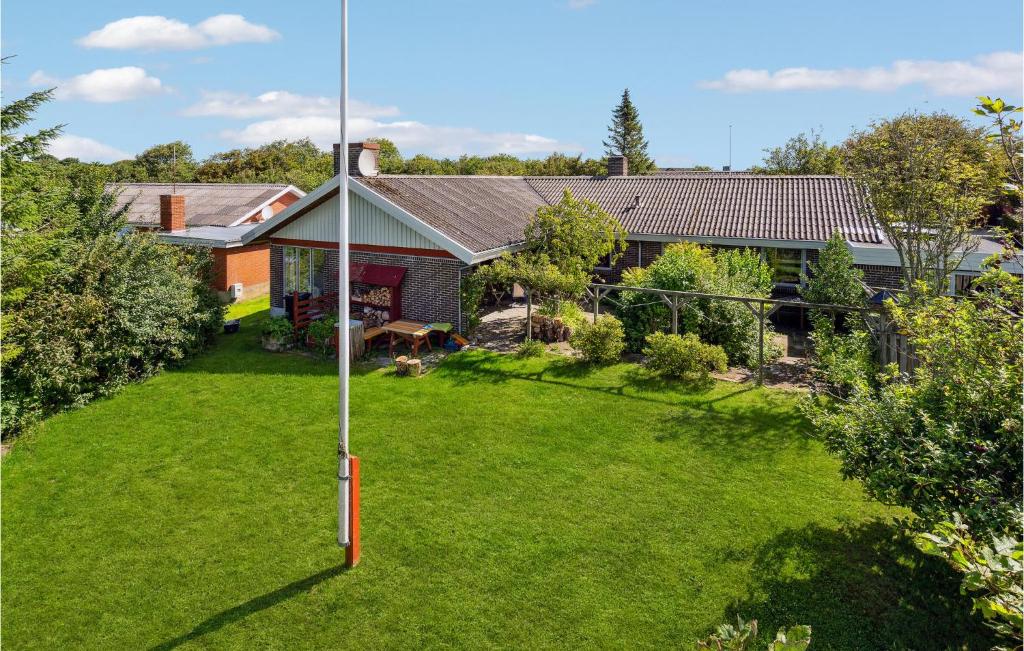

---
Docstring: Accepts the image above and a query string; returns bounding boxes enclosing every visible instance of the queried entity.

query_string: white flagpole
[337,0,352,552]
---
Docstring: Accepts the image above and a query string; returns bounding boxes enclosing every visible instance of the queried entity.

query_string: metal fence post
[593,287,601,321]
[671,296,679,334]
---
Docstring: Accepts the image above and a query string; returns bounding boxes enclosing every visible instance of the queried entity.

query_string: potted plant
[261,316,294,352]
[306,315,339,358]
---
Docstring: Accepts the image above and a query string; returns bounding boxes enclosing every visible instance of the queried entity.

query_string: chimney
[159,194,185,232]
[334,141,381,177]
[722,165,731,172]
[607,155,628,177]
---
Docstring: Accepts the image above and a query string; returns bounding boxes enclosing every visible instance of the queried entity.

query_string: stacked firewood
[361,287,391,306]
[530,314,572,342]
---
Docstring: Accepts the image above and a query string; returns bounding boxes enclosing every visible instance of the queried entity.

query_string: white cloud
[700,51,1023,96]
[220,115,577,156]
[30,67,165,103]
[188,89,576,155]
[77,14,280,50]
[48,134,131,162]
[568,0,597,8]
[182,90,399,120]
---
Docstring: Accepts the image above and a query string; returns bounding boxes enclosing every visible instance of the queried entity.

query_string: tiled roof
[106,182,293,227]
[525,175,880,243]
[653,168,753,176]
[356,176,548,252]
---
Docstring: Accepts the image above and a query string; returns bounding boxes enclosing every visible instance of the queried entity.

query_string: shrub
[307,315,338,358]
[515,339,546,358]
[261,316,295,340]
[570,315,625,364]
[2,235,223,436]
[800,231,866,307]
[459,268,488,335]
[617,243,780,367]
[643,332,727,382]
[804,266,1023,533]
[696,617,811,651]
[537,300,586,330]
[916,516,1023,649]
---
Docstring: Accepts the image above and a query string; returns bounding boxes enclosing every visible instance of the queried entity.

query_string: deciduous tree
[844,113,999,295]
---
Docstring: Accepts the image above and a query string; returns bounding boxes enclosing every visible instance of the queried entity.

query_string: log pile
[530,314,572,343]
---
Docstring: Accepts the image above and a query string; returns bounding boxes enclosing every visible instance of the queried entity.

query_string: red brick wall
[212,244,270,294]
[241,191,302,224]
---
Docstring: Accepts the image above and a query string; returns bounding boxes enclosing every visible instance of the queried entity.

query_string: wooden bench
[363,326,386,348]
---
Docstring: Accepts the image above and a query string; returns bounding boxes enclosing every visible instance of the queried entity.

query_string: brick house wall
[595,240,665,283]
[269,243,467,330]
[212,244,270,297]
[854,264,903,289]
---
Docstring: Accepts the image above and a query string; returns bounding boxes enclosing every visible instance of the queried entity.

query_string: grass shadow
[433,350,724,408]
[716,519,992,650]
[149,565,347,650]
[187,309,378,378]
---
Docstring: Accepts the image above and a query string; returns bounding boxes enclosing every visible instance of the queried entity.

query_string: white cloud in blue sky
[48,134,131,162]
[701,52,1022,96]
[30,67,166,103]
[77,14,279,50]
[9,1,1022,166]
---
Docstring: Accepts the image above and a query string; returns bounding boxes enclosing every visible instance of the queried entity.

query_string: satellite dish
[356,149,378,176]
[261,205,274,221]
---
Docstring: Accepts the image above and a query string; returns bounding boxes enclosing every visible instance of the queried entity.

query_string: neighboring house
[109,182,305,300]
[245,142,1021,332]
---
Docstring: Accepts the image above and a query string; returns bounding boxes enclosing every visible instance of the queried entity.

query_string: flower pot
[223,319,240,334]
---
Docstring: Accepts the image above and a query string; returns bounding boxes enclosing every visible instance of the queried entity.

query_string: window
[283,246,329,297]
[595,253,613,271]
[763,248,803,284]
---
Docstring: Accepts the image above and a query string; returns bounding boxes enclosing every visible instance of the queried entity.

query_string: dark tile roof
[106,182,293,227]
[525,175,880,243]
[356,176,548,252]
[653,168,753,176]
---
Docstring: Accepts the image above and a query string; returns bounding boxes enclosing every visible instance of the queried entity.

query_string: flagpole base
[344,456,360,567]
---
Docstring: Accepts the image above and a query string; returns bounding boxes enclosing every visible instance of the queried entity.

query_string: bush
[917,516,1023,649]
[2,235,223,435]
[570,315,625,364]
[515,339,546,358]
[696,617,811,651]
[307,315,338,358]
[617,243,780,367]
[643,332,727,382]
[804,266,1023,533]
[261,316,294,340]
[537,300,586,331]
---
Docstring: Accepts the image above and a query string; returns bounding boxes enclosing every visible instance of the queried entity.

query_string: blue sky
[3,0,1021,168]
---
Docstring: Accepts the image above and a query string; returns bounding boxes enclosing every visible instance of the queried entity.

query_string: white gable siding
[275,191,442,250]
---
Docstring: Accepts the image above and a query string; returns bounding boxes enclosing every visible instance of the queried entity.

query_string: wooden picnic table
[383,320,433,357]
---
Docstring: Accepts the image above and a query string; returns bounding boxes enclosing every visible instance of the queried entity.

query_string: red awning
[350,262,406,287]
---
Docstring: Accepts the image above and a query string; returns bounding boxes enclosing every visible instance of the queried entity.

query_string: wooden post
[344,456,360,567]
[525,288,532,341]
[757,302,765,386]
[671,296,679,335]
[593,287,601,321]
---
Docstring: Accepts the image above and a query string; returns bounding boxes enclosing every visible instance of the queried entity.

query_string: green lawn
[2,306,987,650]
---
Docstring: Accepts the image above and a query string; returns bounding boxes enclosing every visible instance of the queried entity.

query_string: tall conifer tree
[603,88,655,175]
